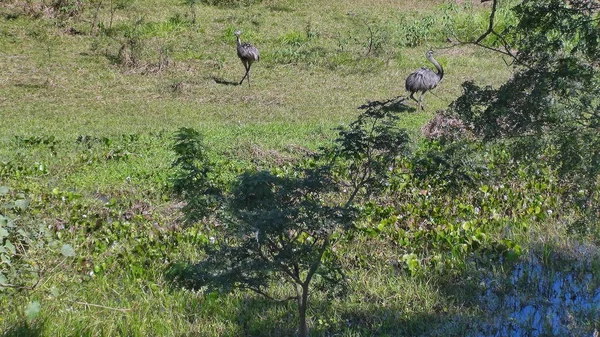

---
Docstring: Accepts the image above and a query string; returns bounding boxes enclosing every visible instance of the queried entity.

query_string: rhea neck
[427,54,444,81]
[235,35,242,47]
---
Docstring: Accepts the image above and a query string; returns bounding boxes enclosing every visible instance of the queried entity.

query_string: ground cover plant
[1,0,600,336]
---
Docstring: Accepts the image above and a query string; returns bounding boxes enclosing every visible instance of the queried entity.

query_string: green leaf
[14,199,29,211]
[3,216,14,227]
[505,250,519,263]
[0,186,8,195]
[50,286,60,298]
[5,240,16,255]
[364,227,379,238]
[0,227,8,238]
[0,272,7,286]
[60,244,76,257]
[25,301,41,320]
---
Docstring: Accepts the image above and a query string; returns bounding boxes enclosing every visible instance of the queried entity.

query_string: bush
[449,0,600,230]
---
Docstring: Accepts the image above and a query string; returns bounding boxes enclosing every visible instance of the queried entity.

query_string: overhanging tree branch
[446,0,517,62]
[476,0,499,43]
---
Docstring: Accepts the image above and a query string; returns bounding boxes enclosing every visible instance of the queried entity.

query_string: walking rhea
[405,50,444,110]
[235,30,260,86]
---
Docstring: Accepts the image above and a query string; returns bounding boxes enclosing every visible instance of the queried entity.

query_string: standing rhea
[405,50,444,110]
[235,30,260,86]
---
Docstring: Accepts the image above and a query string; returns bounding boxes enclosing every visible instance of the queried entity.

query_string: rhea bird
[405,50,444,110]
[234,30,260,86]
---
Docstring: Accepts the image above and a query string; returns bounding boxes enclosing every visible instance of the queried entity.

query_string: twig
[476,0,499,43]
[244,286,297,303]
[443,0,517,62]
[0,278,40,290]
[69,300,131,312]
[37,257,68,291]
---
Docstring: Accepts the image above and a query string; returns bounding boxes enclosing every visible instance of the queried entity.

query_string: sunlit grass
[0,0,524,336]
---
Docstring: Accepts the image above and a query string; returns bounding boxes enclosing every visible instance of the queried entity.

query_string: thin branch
[38,257,69,290]
[293,262,300,280]
[491,30,516,59]
[0,278,40,290]
[259,238,302,284]
[69,301,131,312]
[302,235,330,287]
[445,0,518,63]
[243,286,297,303]
[476,0,499,43]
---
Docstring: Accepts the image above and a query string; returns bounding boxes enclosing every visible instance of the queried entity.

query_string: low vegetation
[1,0,599,336]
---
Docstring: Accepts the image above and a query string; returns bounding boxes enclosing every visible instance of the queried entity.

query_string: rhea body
[235,30,260,86]
[405,50,444,110]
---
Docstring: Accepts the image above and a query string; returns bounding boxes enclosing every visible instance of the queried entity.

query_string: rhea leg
[409,92,418,104]
[419,92,425,110]
[246,63,252,87]
[239,60,249,85]
[239,68,249,85]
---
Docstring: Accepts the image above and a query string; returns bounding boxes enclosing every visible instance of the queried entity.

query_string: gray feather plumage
[237,42,260,62]
[405,50,444,110]
[405,67,440,92]
[235,30,259,86]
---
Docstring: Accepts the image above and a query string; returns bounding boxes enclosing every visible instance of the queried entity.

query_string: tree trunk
[297,284,309,337]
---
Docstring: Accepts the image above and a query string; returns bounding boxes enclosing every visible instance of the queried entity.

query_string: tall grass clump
[267,29,326,66]
[388,2,518,47]
[90,17,175,73]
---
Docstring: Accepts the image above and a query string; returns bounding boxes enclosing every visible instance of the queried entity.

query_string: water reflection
[470,253,600,337]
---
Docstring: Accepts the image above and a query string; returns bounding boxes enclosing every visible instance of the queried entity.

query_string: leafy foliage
[384,145,560,275]
[450,0,600,230]
[0,186,75,292]
[4,0,600,335]
[171,127,221,224]
[170,99,412,336]
[327,98,411,202]
[411,140,486,195]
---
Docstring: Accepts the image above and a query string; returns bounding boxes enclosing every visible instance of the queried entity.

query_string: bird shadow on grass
[360,95,417,114]
[211,76,240,86]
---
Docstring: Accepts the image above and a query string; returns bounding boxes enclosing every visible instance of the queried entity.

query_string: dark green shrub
[449,0,600,231]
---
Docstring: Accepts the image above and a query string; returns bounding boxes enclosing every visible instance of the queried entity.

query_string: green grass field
[5,1,597,336]
[0,0,513,188]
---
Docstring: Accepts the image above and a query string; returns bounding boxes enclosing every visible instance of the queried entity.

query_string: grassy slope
[0,1,526,336]
[0,0,509,143]
[0,0,511,189]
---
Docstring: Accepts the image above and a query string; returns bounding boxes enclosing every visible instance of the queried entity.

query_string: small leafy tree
[171,127,221,224]
[171,98,411,337]
[449,0,600,230]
